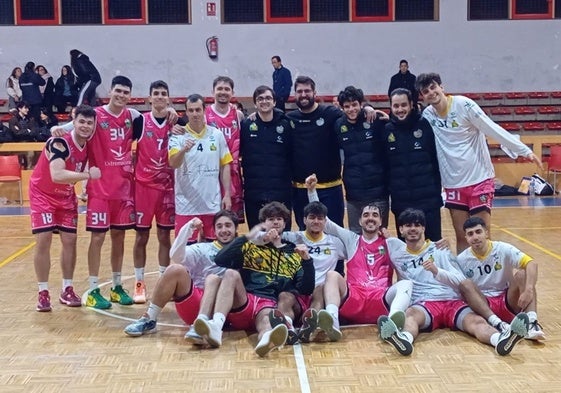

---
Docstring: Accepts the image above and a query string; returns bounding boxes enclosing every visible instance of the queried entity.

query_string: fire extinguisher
[206,36,218,59]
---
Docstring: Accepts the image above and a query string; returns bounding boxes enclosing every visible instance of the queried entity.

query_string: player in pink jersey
[204,76,245,223]
[132,80,175,304]
[29,105,100,312]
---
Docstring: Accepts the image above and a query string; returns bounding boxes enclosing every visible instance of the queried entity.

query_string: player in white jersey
[377,209,529,356]
[457,216,544,340]
[305,174,413,342]
[417,73,543,253]
[168,94,232,243]
[132,80,175,304]
[124,210,238,339]
[30,105,99,312]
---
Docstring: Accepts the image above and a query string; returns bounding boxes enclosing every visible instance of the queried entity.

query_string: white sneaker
[525,320,546,341]
[493,321,510,333]
[317,309,342,342]
[255,325,288,357]
[377,315,413,356]
[184,325,204,345]
[194,317,222,348]
[495,312,529,356]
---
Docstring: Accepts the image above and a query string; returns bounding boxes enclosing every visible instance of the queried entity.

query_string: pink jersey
[29,132,88,199]
[135,112,174,191]
[205,104,243,212]
[346,236,393,289]
[87,106,137,199]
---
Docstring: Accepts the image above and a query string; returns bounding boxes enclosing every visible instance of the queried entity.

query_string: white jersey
[457,240,533,297]
[168,124,232,215]
[169,219,227,288]
[386,238,465,303]
[282,231,346,286]
[422,95,532,188]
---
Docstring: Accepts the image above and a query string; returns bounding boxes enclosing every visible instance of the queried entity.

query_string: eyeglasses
[256,96,274,103]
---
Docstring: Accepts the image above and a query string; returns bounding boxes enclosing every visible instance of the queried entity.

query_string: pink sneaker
[59,286,82,307]
[37,290,52,312]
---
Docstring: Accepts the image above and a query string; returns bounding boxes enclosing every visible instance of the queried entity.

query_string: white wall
[1,1,560,98]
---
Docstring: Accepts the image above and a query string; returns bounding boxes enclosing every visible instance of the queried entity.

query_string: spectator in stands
[35,65,55,115]
[271,55,292,112]
[70,49,102,106]
[6,67,22,112]
[54,65,78,113]
[19,61,45,123]
[36,108,58,142]
[388,60,418,106]
[417,72,543,253]
[8,101,39,168]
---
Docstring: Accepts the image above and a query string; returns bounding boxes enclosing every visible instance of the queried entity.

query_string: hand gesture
[88,166,101,179]
[527,152,544,172]
[305,173,317,191]
[246,223,266,240]
[294,243,311,261]
[434,238,450,250]
[422,258,438,275]
[190,217,204,231]
[183,138,196,152]
[166,107,179,125]
[263,228,280,243]
[171,124,186,136]
[51,126,66,137]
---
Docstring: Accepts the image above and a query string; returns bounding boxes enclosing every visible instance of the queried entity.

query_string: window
[148,0,190,24]
[469,0,553,20]
[353,0,393,22]
[310,0,348,22]
[16,0,58,25]
[266,0,307,23]
[0,0,15,24]
[104,0,145,24]
[61,0,102,24]
[395,0,436,21]
[223,0,262,23]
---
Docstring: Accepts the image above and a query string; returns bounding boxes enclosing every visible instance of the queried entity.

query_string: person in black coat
[382,88,443,241]
[54,65,78,113]
[19,61,45,122]
[35,65,55,115]
[70,49,101,106]
[388,60,418,106]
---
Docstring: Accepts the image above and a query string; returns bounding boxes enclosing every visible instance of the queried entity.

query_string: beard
[296,96,315,110]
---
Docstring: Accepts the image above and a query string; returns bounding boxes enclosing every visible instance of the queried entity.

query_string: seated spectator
[35,65,55,115]
[54,65,78,113]
[7,101,39,168]
[36,108,58,142]
[6,67,22,113]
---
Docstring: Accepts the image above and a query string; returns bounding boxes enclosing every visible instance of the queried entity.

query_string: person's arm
[518,260,538,310]
[169,218,201,263]
[280,68,292,98]
[293,244,315,295]
[168,135,195,168]
[51,120,74,136]
[46,137,100,183]
[214,236,248,269]
[220,163,232,209]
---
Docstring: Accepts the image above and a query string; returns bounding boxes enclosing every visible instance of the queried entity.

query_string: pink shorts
[444,178,494,214]
[135,182,175,230]
[175,214,216,242]
[487,292,516,323]
[339,285,389,324]
[29,189,78,234]
[174,285,203,325]
[227,293,277,331]
[415,299,469,331]
[86,196,135,231]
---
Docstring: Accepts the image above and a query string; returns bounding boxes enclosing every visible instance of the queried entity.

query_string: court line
[493,224,561,261]
[0,241,36,268]
[293,344,311,393]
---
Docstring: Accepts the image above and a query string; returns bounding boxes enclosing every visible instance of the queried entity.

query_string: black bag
[531,173,554,196]
[0,124,15,142]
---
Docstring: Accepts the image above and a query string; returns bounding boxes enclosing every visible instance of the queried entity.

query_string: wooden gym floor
[0,197,560,392]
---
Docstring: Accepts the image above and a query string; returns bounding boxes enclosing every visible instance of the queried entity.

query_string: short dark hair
[397,208,426,227]
[252,85,276,104]
[25,62,35,73]
[213,76,234,90]
[400,59,408,66]
[361,203,382,216]
[294,75,316,92]
[111,75,133,89]
[74,104,96,119]
[16,101,29,110]
[390,88,413,104]
[149,80,169,95]
[303,201,327,218]
[213,209,239,229]
[258,201,291,223]
[272,55,281,62]
[463,216,487,232]
[186,93,204,106]
[416,73,442,92]
[337,85,364,106]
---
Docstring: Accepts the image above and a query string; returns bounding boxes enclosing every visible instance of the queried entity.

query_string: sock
[196,314,209,321]
[159,265,167,276]
[526,311,537,323]
[88,276,99,291]
[402,331,414,344]
[285,315,294,328]
[62,279,73,290]
[38,282,49,291]
[112,272,122,288]
[213,312,226,330]
[326,304,339,320]
[134,267,144,282]
[490,332,500,347]
[146,303,162,321]
[487,314,502,327]
[388,280,412,315]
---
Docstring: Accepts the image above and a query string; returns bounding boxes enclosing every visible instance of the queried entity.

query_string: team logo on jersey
[249,122,258,131]
[494,261,502,271]
[378,246,386,255]
[210,143,217,151]
[232,120,238,128]
[146,131,153,138]
[324,249,331,255]
[480,194,488,203]
[451,120,459,127]
[276,125,284,134]
[414,142,421,149]
[413,129,423,138]
[363,122,371,130]
[365,131,373,139]
[125,119,132,129]
[465,268,474,278]
[387,133,396,143]
[110,146,128,161]
[316,118,325,126]
[209,135,216,142]
[276,136,283,144]
[340,125,348,133]
[100,121,109,129]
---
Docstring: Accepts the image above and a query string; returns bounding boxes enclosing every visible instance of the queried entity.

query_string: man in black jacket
[19,61,45,122]
[388,60,418,106]
[70,49,102,106]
